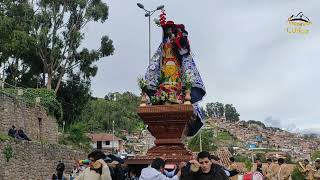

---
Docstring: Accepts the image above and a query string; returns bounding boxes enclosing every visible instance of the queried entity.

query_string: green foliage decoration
[291,166,305,180]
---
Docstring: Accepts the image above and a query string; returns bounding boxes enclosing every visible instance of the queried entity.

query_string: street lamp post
[137,3,164,63]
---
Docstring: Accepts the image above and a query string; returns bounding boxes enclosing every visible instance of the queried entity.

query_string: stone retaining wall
[0,92,58,143]
[0,140,87,180]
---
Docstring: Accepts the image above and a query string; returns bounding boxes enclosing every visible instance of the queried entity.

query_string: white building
[88,133,124,153]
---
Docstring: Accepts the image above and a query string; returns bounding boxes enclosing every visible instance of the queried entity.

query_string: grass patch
[0,134,11,141]
[216,131,233,140]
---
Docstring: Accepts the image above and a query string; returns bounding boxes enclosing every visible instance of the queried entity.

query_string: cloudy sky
[82,0,320,131]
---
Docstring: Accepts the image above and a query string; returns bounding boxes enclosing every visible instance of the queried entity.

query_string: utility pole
[1,53,5,89]
[112,120,115,154]
[199,129,203,152]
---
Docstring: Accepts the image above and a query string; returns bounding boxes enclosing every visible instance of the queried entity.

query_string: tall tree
[206,102,225,118]
[79,92,143,134]
[31,0,114,92]
[57,73,91,125]
[214,102,224,118]
[0,0,37,86]
[200,106,207,119]
[225,104,240,122]
[206,102,215,118]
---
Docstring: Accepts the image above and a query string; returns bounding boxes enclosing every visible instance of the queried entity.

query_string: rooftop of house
[88,133,122,142]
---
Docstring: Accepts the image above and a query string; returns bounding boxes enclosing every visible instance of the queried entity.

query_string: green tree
[225,104,240,122]
[214,102,224,118]
[188,129,218,152]
[206,102,225,118]
[57,73,91,126]
[78,92,143,134]
[311,150,320,160]
[0,0,38,86]
[60,122,91,150]
[31,0,114,92]
[206,102,215,118]
[200,106,207,118]
[234,155,250,162]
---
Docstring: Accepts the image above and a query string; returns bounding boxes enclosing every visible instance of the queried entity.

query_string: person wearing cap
[313,158,320,180]
[265,158,275,180]
[266,158,280,180]
[277,158,292,180]
[75,150,111,180]
[301,159,314,180]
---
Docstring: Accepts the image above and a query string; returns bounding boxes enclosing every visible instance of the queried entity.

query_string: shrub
[2,88,63,120]
[3,145,13,162]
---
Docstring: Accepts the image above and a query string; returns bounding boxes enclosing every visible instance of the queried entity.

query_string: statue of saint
[144,10,206,136]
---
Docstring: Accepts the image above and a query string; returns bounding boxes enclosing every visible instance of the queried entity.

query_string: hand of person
[189,159,200,167]
[107,161,119,168]
[189,160,200,172]
[97,159,107,166]
[178,161,187,170]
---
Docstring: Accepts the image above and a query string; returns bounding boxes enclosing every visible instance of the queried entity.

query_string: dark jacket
[181,163,229,180]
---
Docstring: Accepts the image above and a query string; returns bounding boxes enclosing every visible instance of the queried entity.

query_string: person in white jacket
[75,150,112,180]
[139,158,183,180]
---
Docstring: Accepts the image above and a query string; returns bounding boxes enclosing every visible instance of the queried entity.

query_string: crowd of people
[50,149,320,180]
[298,158,320,180]
[8,125,31,141]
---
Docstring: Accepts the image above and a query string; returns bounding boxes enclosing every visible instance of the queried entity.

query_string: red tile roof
[88,133,122,142]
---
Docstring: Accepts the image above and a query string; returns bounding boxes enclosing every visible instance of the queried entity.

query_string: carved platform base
[126,104,194,165]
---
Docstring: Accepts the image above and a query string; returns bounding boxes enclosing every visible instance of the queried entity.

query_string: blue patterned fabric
[145,43,206,136]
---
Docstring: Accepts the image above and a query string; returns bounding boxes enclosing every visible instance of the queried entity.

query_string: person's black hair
[267,158,272,162]
[304,159,309,163]
[107,154,124,164]
[162,24,177,41]
[12,125,15,129]
[197,151,211,160]
[53,162,65,180]
[211,155,220,161]
[56,162,65,172]
[278,158,285,164]
[230,157,235,162]
[255,158,261,162]
[88,150,106,161]
[151,158,166,170]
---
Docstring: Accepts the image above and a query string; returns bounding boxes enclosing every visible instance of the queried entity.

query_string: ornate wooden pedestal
[126,104,194,165]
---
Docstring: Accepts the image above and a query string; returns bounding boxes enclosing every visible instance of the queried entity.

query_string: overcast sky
[82,0,320,132]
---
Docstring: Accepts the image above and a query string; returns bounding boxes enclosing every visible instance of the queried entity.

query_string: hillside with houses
[204,118,320,162]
